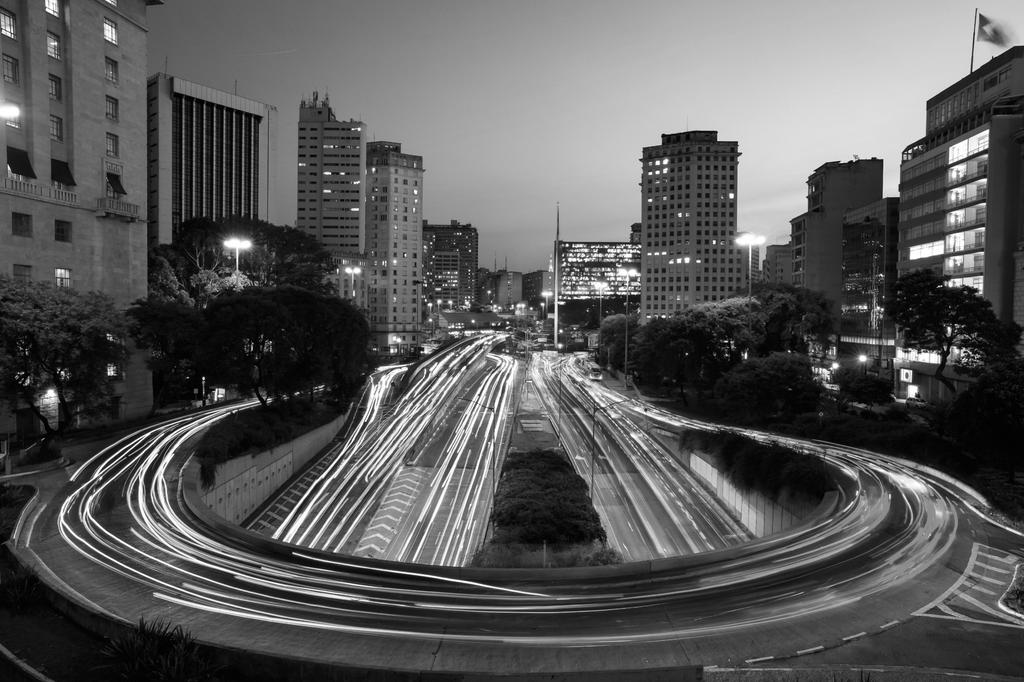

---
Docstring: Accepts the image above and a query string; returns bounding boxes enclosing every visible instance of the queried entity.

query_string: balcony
[946,164,988,187]
[2,177,79,206]
[946,188,986,210]
[95,197,140,221]
[945,213,986,231]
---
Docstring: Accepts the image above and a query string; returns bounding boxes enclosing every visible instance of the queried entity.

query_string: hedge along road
[10,347,1020,676]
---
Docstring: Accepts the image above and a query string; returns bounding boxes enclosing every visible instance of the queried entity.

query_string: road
[10,348,1024,677]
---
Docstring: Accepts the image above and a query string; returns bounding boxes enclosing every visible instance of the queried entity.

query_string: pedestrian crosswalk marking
[914,543,1023,629]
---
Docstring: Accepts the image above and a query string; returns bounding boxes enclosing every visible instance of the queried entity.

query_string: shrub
[0,567,44,613]
[99,618,221,682]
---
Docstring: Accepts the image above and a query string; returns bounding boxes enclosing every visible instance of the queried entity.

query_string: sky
[147,0,1024,273]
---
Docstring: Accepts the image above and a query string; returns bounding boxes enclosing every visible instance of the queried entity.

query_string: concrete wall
[201,411,347,524]
[683,448,819,537]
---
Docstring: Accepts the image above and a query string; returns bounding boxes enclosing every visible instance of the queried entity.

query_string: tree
[0,277,127,437]
[947,358,1024,482]
[126,298,206,413]
[599,313,638,373]
[887,269,1021,394]
[713,352,821,422]
[224,218,336,294]
[833,367,894,406]
[752,283,835,356]
[197,287,368,406]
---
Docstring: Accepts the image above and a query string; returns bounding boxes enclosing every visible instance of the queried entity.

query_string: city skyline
[147,1,1024,271]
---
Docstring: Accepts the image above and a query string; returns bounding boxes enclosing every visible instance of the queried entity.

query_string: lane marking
[976,562,1011,575]
[968,583,997,596]
[842,631,867,641]
[796,645,824,655]
[880,620,899,630]
[745,656,774,664]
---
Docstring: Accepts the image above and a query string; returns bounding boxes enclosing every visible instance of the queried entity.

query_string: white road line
[842,631,867,641]
[880,620,899,630]
[975,562,1011,575]
[968,583,997,596]
[977,574,1005,585]
[744,656,774,664]
[796,645,824,655]
[979,551,1018,564]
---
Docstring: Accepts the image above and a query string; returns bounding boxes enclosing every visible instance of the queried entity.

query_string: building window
[49,115,63,141]
[0,9,15,39]
[12,212,32,237]
[46,32,61,60]
[105,133,119,158]
[54,267,71,288]
[2,54,18,84]
[13,264,31,282]
[104,57,118,84]
[48,74,61,100]
[103,18,117,45]
[54,220,72,242]
[105,96,118,121]
[45,0,61,17]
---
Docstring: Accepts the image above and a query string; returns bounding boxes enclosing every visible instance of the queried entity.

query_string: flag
[977,13,1009,47]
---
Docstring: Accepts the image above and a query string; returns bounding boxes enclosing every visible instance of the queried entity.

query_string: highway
[12,342,1024,676]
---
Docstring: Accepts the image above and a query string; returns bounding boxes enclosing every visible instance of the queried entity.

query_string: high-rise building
[365,141,424,355]
[295,93,365,256]
[557,241,641,300]
[790,159,883,313]
[480,270,523,311]
[763,242,793,285]
[639,130,741,319]
[522,269,554,309]
[146,74,275,246]
[422,220,478,311]
[897,46,1024,401]
[840,198,899,368]
[1,0,160,436]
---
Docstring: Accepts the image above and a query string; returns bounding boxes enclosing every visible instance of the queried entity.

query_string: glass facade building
[557,241,640,300]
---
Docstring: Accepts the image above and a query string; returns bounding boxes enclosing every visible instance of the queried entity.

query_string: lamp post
[735,233,766,298]
[617,268,639,388]
[344,266,361,299]
[590,396,632,499]
[594,281,608,365]
[858,354,868,375]
[223,237,252,274]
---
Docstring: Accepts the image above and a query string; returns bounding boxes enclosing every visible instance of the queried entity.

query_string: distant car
[906,395,929,408]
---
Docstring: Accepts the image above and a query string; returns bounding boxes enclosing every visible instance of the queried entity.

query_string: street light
[344,266,361,298]
[223,237,252,274]
[541,290,552,319]
[617,268,639,388]
[590,396,633,499]
[735,233,766,298]
[858,354,868,375]
[594,281,608,365]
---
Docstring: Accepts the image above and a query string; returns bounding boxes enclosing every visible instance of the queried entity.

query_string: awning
[6,146,36,178]
[51,159,76,186]
[106,172,126,195]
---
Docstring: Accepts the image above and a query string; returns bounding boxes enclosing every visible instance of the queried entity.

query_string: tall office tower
[790,159,883,314]
[1,0,159,436]
[639,130,741,320]
[147,73,276,246]
[522,269,554,309]
[557,241,641,300]
[481,270,523,310]
[745,243,762,287]
[295,92,365,256]
[422,220,478,311]
[897,46,1024,401]
[840,198,899,368]
[763,242,794,285]
[629,222,642,244]
[365,141,424,355]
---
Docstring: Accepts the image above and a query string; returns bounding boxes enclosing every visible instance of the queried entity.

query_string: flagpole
[970,7,978,73]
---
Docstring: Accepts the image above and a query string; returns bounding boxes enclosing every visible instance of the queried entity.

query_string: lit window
[105,58,118,84]
[0,9,15,39]
[45,0,60,17]
[103,18,118,45]
[49,115,63,141]
[54,267,71,288]
[47,32,61,60]
[105,133,119,157]
[105,96,119,121]
[5,110,20,128]
[49,74,61,100]
[2,53,17,84]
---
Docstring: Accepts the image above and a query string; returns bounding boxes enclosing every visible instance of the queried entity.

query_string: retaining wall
[201,410,348,524]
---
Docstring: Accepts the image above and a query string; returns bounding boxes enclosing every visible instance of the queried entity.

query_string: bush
[99,618,221,682]
[0,567,44,613]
